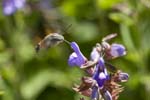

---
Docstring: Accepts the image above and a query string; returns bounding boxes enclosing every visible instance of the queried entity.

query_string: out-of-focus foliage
[0,0,150,100]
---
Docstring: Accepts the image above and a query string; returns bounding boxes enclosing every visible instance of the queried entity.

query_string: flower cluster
[68,34,129,100]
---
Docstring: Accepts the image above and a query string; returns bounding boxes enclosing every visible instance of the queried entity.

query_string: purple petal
[91,86,99,100]
[93,58,107,88]
[103,91,112,100]
[119,72,129,82]
[90,48,100,62]
[68,52,78,66]
[92,65,99,79]
[99,72,106,79]
[14,0,26,9]
[70,42,82,55]
[98,57,105,70]
[2,0,26,15]
[110,43,126,58]
[93,67,106,89]
[68,42,86,67]
[2,0,16,15]
[97,72,106,89]
[104,68,109,80]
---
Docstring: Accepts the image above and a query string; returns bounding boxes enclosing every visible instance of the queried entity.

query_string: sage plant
[68,34,129,100]
[36,33,129,100]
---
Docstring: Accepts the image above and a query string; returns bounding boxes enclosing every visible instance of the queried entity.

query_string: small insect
[35,24,72,53]
[35,33,65,53]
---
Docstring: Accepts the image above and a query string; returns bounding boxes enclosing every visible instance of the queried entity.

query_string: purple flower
[2,0,25,15]
[68,42,87,67]
[93,57,108,89]
[118,72,129,82]
[110,44,126,57]
[110,43,126,58]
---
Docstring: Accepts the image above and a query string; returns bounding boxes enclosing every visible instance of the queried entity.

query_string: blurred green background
[0,0,150,100]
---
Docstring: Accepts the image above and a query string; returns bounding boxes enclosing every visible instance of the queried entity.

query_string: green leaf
[96,0,122,9]
[109,13,134,26]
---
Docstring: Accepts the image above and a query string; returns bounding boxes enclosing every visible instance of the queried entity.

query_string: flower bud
[91,86,99,100]
[103,90,112,100]
[118,72,129,82]
[90,48,100,62]
[110,43,126,58]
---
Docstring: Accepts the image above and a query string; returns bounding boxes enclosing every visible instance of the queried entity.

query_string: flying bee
[35,33,68,53]
[35,24,72,53]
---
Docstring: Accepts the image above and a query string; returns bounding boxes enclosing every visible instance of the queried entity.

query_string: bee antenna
[63,39,71,45]
[61,24,72,34]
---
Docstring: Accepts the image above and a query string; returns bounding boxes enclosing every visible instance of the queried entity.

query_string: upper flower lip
[98,57,105,70]
[68,42,87,67]
[109,43,126,58]
[70,42,82,55]
[90,47,100,62]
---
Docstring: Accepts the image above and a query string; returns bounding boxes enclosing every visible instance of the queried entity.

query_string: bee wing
[35,33,64,52]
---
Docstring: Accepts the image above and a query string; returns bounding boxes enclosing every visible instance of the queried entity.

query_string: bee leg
[35,44,40,53]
